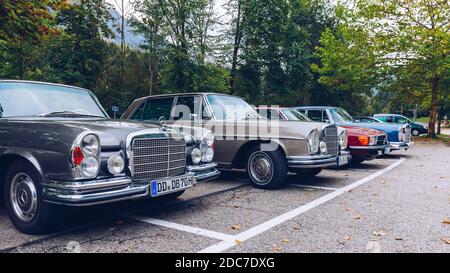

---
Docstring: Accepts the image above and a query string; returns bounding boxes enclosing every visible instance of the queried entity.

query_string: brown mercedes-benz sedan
[122,93,339,189]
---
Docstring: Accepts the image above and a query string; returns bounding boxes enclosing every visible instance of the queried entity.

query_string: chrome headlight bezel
[71,132,101,179]
[307,129,319,154]
[339,129,348,150]
[191,148,202,164]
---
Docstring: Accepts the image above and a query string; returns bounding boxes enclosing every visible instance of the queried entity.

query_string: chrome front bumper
[188,162,220,182]
[42,174,195,206]
[390,142,414,150]
[287,154,338,169]
[349,145,387,150]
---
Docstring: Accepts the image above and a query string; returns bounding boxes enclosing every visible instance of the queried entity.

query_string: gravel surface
[0,142,448,253]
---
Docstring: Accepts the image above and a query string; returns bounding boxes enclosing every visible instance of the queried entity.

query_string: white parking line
[289,184,340,191]
[127,214,234,241]
[199,157,406,253]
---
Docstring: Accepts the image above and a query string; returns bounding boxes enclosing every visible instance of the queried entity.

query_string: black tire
[295,168,322,177]
[3,159,57,234]
[246,145,287,189]
[412,129,420,136]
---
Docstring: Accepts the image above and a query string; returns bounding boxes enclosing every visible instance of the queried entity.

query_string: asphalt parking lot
[0,142,449,253]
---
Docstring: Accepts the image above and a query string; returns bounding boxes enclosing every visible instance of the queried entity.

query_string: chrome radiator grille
[377,135,387,146]
[131,137,186,181]
[323,125,339,155]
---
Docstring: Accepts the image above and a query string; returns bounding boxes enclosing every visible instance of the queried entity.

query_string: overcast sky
[106,0,228,19]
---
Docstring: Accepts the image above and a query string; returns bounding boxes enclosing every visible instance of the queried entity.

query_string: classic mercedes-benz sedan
[296,106,414,151]
[122,93,340,189]
[256,107,390,164]
[0,80,218,234]
[256,106,351,169]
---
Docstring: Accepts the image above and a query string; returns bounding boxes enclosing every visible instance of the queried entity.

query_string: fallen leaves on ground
[395,237,403,241]
[354,213,362,220]
[231,224,241,231]
[442,218,450,225]
[234,239,242,245]
[442,239,450,244]
[372,230,387,236]
[273,246,282,253]
[282,239,289,244]
[293,225,301,230]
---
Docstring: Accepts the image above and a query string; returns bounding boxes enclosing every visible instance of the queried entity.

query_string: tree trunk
[437,112,442,135]
[149,55,154,96]
[428,77,439,138]
[229,0,242,94]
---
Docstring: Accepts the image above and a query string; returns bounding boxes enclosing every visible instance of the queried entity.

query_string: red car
[256,107,389,164]
[339,125,390,164]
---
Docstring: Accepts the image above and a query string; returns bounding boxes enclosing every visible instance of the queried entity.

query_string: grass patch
[415,117,430,124]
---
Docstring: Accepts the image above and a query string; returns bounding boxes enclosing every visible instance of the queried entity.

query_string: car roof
[374,114,404,117]
[295,106,338,110]
[134,92,243,102]
[0,80,91,93]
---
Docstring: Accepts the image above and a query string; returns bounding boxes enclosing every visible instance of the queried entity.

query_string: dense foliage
[0,0,448,136]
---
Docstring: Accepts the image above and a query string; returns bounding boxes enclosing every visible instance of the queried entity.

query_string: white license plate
[150,175,194,197]
[337,155,349,166]
[384,147,391,154]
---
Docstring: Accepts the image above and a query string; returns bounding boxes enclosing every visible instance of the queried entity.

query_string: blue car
[295,106,414,151]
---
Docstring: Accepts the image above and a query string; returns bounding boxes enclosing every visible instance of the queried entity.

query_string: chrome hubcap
[10,173,38,222]
[249,152,273,184]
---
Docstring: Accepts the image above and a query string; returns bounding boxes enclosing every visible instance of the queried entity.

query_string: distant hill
[108,8,144,48]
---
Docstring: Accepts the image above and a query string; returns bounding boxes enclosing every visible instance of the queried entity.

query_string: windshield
[207,95,260,120]
[281,109,312,122]
[0,82,108,118]
[330,108,353,122]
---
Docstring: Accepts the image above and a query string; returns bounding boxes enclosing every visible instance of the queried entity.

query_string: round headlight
[202,148,214,163]
[307,129,319,154]
[108,155,125,175]
[202,133,214,147]
[319,141,327,154]
[81,134,100,155]
[191,148,202,164]
[81,156,99,177]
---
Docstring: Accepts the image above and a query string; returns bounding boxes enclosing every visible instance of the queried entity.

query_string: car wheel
[3,159,57,234]
[295,168,322,177]
[412,129,420,136]
[246,145,287,189]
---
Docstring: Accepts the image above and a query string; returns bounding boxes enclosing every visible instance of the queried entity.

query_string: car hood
[4,118,174,150]
[336,122,405,142]
[340,125,385,136]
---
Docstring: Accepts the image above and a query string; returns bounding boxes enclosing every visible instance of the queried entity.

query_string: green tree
[361,0,449,137]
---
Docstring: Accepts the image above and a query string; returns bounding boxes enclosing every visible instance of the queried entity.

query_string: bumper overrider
[287,154,338,169]
[42,164,219,206]
[390,141,414,151]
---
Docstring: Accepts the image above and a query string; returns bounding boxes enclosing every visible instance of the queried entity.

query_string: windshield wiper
[39,111,105,118]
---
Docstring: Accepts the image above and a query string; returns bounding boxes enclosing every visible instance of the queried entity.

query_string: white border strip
[128,215,234,241]
[199,157,406,253]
